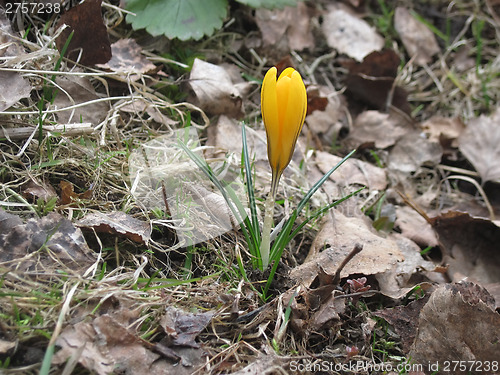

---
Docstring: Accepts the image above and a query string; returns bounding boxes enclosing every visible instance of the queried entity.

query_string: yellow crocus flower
[261,66,307,187]
[259,66,307,269]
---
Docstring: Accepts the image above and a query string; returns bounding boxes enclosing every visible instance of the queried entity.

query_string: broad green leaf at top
[236,0,300,8]
[125,0,228,41]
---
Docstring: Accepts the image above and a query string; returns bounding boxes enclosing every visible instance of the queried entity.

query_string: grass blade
[241,123,260,244]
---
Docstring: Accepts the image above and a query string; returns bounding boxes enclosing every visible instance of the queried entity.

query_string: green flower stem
[260,171,280,270]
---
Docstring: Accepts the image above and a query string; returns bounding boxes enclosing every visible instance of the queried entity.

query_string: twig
[0,123,93,140]
[332,243,363,286]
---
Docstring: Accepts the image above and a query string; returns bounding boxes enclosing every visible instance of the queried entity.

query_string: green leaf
[235,0,299,8]
[125,0,228,40]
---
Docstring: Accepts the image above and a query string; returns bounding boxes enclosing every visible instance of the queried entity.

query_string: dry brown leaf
[189,59,243,118]
[0,209,96,274]
[458,107,500,183]
[345,50,411,114]
[55,0,112,66]
[160,306,214,348]
[291,212,404,285]
[388,131,443,173]
[54,314,206,374]
[345,111,412,149]
[421,116,464,159]
[430,211,500,284]
[0,338,16,355]
[322,5,383,61]
[0,12,32,111]
[53,297,210,374]
[287,2,314,51]
[207,115,267,163]
[484,282,500,310]
[59,180,92,205]
[409,282,500,373]
[255,7,291,47]
[375,234,436,299]
[231,350,291,375]
[22,179,57,203]
[305,85,346,146]
[51,76,109,125]
[77,211,151,244]
[314,151,387,191]
[373,295,429,353]
[395,206,438,247]
[96,38,156,80]
[394,7,440,66]
[120,99,178,127]
[421,116,464,148]
[0,71,32,112]
[255,3,314,51]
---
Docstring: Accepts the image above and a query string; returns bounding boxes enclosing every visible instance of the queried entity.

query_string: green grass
[176,123,359,299]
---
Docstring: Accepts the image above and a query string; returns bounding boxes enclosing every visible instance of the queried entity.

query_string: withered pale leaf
[409,282,500,372]
[322,5,384,61]
[395,206,438,247]
[388,131,443,173]
[189,59,243,118]
[345,111,412,149]
[287,2,314,51]
[255,3,314,51]
[394,7,440,66]
[314,151,387,191]
[421,116,464,149]
[0,71,32,111]
[458,107,500,183]
[255,7,292,47]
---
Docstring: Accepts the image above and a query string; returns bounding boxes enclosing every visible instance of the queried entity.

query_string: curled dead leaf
[77,211,151,244]
[409,282,500,372]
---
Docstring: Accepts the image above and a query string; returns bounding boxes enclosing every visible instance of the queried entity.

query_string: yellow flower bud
[261,67,307,180]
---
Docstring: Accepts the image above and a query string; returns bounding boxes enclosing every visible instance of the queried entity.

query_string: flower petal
[261,67,280,170]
